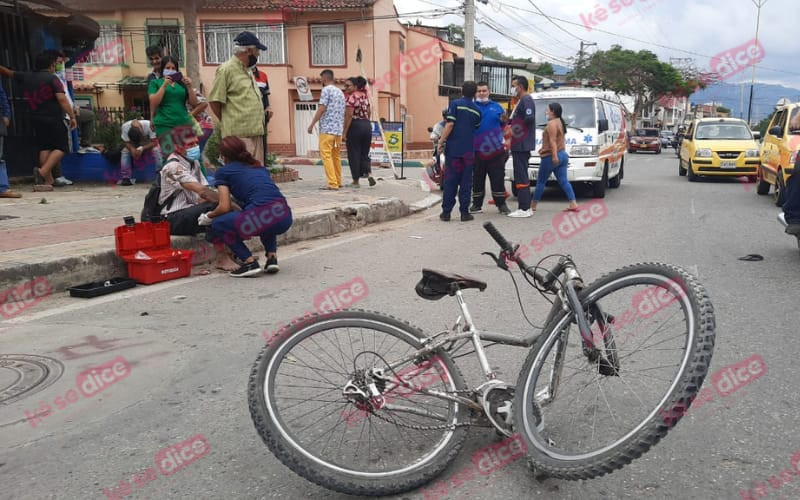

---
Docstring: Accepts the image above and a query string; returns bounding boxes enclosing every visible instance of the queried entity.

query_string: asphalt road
[1,151,799,500]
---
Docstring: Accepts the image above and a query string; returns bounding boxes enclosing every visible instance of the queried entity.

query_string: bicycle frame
[362,286,572,417]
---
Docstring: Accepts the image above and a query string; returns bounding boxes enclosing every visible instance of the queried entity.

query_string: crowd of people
[435,77,578,222]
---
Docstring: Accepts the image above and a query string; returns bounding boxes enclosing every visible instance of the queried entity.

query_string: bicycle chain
[363,388,478,431]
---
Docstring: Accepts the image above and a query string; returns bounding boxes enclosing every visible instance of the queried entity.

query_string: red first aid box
[114,220,194,285]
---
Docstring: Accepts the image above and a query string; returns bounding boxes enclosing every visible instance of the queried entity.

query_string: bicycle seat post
[454,289,496,380]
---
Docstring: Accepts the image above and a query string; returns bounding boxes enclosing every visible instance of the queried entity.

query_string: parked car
[660,130,674,147]
[629,128,661,153]
[678,117,760,182]
[503,88,627,199]
[757,100,800,206]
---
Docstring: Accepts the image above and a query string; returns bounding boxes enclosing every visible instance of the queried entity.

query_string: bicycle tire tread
[518,262,716,480]
[247,309,470,496]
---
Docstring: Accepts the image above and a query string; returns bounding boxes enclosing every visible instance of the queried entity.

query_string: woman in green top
[148,56,198,151]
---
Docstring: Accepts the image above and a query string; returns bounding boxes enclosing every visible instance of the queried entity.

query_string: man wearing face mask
[471,81,510,214]
[208,31,267,162]
[158,132,220,235]
[506,76,536,218]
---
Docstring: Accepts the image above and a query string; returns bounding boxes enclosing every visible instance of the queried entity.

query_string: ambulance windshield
[535,98,596,130]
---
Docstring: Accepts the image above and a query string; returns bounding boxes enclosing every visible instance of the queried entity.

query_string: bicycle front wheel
[514,263,715,479]
[248,309,469,496]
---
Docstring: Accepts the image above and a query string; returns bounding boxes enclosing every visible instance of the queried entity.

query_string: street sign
[294,76,313,101]
[370,121,403,166]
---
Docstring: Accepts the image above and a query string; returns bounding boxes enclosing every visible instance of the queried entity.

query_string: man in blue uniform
[507,76,536,218]
[471,81,509,214]
[437,81,482,221]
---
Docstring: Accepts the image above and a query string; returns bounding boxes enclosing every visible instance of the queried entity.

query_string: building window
[147,20,182,62]
[84,23,124,65]
[310,24,345,66]
[203,24,286,64]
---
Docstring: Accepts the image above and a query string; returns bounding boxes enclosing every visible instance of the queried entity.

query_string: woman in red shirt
[342,76,375,187]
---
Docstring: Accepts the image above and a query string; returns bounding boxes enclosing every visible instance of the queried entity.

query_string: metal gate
[0,6,37,177]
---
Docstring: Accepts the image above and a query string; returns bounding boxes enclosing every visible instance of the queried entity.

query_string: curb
[0,197,430,296]
[280,158,425,168]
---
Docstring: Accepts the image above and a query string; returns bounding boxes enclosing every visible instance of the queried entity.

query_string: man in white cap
[208,31,267,161]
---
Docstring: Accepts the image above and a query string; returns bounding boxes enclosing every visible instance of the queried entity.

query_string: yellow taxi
[678,118,760,182]
[757,100,800,206]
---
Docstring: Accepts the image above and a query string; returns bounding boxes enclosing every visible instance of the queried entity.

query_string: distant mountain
[690,82,800,123]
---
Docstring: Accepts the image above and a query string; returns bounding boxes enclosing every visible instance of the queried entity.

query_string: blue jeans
[511,150,531,210]
[442,155,473,215]
[534,150,576,202]
[784,174,800,225]
[0,136,7,193]
[209,203,293,260]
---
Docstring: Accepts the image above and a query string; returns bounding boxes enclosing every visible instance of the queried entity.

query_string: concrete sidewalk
[0,163,440,295]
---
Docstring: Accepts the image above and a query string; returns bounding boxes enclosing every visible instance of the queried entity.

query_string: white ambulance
[504,88,628,199]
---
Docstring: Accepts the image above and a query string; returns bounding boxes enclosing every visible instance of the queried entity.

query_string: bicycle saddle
[415,269,487,300]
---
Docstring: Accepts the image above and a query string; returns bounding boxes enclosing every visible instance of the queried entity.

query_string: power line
[525,0,585,42]
[496,1,800,78]
[480,3,576,54]
[477,16,572,64]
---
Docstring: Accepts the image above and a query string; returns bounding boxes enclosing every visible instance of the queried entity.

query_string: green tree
[716,106,731,114]
[756,113,774,137]
[536,62,554,75]
[447,23,481,50]
[575,45,703,126]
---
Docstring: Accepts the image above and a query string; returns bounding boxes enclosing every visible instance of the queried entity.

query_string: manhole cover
[0,354,64,405]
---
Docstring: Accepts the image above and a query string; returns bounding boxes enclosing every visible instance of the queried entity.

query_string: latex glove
[197,212,213,226]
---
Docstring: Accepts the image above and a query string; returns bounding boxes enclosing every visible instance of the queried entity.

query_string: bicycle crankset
[477,381,516,437]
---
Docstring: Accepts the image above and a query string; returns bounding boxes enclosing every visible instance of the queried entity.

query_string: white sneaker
[54,176,73,186]
[507,209,533,218]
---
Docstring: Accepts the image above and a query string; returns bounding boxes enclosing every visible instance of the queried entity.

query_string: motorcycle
[425,123,445,191]
[777,212,800,253]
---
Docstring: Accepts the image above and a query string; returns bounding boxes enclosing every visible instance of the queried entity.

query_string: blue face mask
[185,145,201,161]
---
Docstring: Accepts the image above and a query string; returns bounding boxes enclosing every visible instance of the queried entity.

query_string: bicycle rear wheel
[248,309,469,496]
[514,263,715,479]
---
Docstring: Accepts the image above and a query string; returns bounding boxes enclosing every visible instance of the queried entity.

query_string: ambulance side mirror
[598,119,609,133]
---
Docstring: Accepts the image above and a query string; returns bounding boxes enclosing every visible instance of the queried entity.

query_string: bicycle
[248,222,716,496]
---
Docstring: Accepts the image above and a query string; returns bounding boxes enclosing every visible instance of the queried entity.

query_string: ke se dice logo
[155,434,210,476]
[313,276,368,314]
[711,354,766,397]
[710,38,765,81]
[75,355,131,397]
[550,200,608,239]
[0,277,52,319]
[471,433,527,475]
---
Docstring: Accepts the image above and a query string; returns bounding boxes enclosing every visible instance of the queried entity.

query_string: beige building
[55,0,487,155]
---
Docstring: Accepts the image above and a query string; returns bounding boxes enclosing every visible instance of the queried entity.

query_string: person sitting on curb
[0,79,21,198]
[198,136,293,277]
[159,130,218,234]
[119,119,162,185]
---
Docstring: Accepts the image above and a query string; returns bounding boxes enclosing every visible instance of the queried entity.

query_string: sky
[394,0,800,96]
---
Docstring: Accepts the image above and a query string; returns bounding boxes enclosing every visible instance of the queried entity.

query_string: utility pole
[183,0,200,86]
[578,41,596,78]
[464,0,476,81]
[746,0,767,126]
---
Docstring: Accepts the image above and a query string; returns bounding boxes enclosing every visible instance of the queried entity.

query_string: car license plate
[640,144,647,148]
[721,161,736,169]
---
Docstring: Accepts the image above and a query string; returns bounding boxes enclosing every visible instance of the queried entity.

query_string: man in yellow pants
[308,69,345,190]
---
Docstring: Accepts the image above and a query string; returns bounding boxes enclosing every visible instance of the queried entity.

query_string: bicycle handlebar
[483,221,513,254]
[482,222,567,292]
